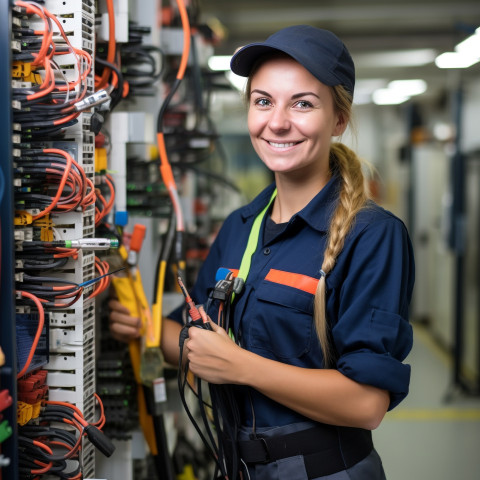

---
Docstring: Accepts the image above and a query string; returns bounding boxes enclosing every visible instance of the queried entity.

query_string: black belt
[238,424,373,478]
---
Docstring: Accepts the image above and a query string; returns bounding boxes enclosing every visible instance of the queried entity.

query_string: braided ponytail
[314,87,370,367]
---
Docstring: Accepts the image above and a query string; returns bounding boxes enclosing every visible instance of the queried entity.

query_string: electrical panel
[1,1,240,478]
[3,0,113,478]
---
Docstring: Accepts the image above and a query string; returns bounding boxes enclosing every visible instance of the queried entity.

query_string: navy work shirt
[169,176,415,428]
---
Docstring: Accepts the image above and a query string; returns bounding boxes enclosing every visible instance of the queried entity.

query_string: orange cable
[96,0,116,90]
[16,291,45,379]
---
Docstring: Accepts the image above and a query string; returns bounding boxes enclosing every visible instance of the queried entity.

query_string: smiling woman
[109,24,415,480]
[246,56,344,208]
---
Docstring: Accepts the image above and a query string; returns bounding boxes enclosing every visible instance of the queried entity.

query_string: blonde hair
[315,85,370,367]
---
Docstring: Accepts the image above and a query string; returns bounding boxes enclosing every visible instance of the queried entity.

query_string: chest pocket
[248,279,315,360]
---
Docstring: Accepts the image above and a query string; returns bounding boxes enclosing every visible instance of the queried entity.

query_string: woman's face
[247,56,345,179]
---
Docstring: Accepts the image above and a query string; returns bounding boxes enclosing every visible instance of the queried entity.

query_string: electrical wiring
[18,427,82,478]
[11,1,94,155]
[15,290,45,379]
[18,396,111,478]
[11,4,115,479]
[19,256,69,272]
[177,275,244,480]
[15,148,73,217]
[96,173,115,225]
[87,256,111,299]
[95,0,116,91]
[16,246,79,263]
[40,398,113,457]
[21,119,80,138]
[119,43,165,96]
[14,1,92,104]
[16,167,85,213]
[94,56,125,112]
[156,0,191,242]
[17,278,84,309]
[16,265,123,310]
[14,148,96,220]
[45,393,107,431]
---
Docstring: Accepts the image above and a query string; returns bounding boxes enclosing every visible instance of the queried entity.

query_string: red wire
[16,291,45,379]
[95,174,115,226]
[32,149,73,221]
[30,440,53,474]
[16,1,91,104]
[96,0,116,90]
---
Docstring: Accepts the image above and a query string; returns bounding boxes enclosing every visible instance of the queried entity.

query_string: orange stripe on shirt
[265,269,319,295]
[228,268,239,277]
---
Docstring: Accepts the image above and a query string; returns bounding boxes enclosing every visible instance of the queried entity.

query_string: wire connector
[75,89,111,112]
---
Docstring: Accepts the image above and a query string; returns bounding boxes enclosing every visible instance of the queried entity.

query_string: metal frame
[0,1,19,478]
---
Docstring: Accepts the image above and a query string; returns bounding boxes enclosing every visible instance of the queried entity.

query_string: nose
[268,106,290,132]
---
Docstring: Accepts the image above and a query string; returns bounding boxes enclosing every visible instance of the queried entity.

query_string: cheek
[298,117,336,141]
[247,111,259,136]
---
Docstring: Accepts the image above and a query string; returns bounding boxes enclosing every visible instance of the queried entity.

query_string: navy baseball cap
[230,25,355,95]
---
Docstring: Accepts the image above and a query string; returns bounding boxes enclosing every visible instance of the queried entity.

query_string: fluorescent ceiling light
[353,79,387,105]
[388,79,427,96]
[355,79,388,92]
[435,51,479,69]
[372,88,409,105]
[435,26,480,69]
[455,32,480,57]
[208,55,232,71]
[371,79,427,105]
[355,49,437,68]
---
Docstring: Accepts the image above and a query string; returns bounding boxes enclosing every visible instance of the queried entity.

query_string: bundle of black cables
[18,425,82,479]
[177,282,243,480]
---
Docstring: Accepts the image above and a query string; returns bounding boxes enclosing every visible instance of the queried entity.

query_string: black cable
[21,257,69,271]
[177,284,243,480]
[23,119,79,137]
[156,78,181,133]
[177,324,224,475]
[95,56,124,111]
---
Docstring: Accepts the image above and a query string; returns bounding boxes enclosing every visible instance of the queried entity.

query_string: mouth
[267,140,301,148]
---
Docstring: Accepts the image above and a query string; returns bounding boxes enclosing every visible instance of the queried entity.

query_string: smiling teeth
[269,141,296,148]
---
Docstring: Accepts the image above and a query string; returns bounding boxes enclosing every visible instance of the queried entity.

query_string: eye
[253,97,272,107]
[294,100,313,109]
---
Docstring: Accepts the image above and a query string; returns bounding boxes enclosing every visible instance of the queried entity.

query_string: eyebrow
[250,89,320,100]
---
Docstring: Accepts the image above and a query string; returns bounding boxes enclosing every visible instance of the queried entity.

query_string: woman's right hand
[108,298,142,343]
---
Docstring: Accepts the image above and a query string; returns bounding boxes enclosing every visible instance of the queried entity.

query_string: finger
[109,309,141,328]
[208,319,229,337]
[197,305,209,323]
[109,321,141,341]
[108,298,132,315]
[208,318,220,332]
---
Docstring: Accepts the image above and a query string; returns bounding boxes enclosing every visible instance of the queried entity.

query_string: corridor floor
[374,324,480,479]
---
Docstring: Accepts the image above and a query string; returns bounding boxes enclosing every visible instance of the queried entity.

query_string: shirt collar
[240,175,341,233]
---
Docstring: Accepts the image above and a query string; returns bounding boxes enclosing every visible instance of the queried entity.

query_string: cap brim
[230,44,288,77]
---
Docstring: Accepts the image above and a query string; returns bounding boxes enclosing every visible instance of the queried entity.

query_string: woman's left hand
[185,320,245,384]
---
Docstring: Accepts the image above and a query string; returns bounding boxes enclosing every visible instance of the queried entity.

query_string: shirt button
[263,248,271,255]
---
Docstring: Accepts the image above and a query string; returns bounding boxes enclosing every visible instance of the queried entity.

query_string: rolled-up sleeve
[331,214,415,410]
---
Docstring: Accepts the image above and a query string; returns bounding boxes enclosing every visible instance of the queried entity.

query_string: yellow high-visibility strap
[232,188,277,303]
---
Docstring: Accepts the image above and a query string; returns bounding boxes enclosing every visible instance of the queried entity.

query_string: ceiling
[198,0,480,103]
